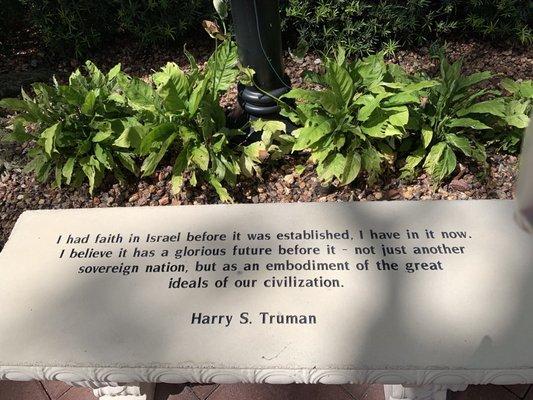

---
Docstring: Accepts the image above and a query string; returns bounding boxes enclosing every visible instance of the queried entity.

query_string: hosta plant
[127,40,243,202]
[282,49,436,185]
[491,78,532,153]
[0,62,141,193]
[401,54,531,182]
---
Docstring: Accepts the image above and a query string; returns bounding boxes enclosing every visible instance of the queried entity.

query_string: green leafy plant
[0,62,141,193]
[127,39,242,202]
[22,0,116,57]
[489,78,533,153]
[401,55,530,182]
[282,49,436,185]
[22,0,214,56]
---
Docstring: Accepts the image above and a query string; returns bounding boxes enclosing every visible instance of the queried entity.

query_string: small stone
[129,193,140,203]
[158,196,170,206]
[16,194,24,200]
[374,192,383,200]
[386,189,400,199]
[449,179,470,192]
[283,174,295,185]
[402,187,414,200]
[38,199,45,205]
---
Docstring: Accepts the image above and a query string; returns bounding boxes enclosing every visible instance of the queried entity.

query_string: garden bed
[0,39,531,251]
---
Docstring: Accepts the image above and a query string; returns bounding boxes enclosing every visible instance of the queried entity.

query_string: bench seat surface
[0,200,532,384]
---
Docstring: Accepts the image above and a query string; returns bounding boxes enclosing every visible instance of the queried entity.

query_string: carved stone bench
[1,199,532,400]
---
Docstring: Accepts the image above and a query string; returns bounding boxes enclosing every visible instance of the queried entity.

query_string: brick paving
[0,382,531,400]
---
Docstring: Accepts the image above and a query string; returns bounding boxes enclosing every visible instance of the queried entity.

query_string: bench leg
[91,383,156,400]
[384,384,468,400]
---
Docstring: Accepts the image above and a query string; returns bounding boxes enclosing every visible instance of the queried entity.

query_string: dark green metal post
[230,0,291,119]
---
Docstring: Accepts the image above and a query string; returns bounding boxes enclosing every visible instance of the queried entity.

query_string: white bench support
[91,383,156,400]
[384,384,468,400]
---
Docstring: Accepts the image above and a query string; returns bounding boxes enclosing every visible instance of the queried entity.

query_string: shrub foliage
[21,0,213,56]
[283,0,532,55]
[5,0,531,56]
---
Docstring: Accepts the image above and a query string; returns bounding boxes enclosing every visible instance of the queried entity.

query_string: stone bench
[1,199,532,400]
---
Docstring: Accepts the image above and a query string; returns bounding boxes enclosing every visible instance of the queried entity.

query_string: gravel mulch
[0,39,530,250]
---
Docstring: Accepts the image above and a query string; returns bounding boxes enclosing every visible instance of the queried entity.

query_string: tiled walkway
[0,382,532,400]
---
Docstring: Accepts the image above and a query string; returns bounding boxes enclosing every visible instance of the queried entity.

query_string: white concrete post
[384,384,468,400]
[517,117,533,232]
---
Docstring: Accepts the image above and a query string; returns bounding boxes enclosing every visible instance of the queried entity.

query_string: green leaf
[355,53,386,87]
[94,144,113,169]
[456,71,492,91]
[340,151,361,185]
[283,88,323,103]
[0,98,30,112]
[422,127,433,149]
[388,106,409,127]
[500,78,521,94]
[171,148,190,194]
[153,62,189,112]
[213,0,228,18]
[361,146,383,184]
[92,131,113,143]
[447,118,492,130]
[293,121,331,151]
[81,90,98,115]
[62,157,76,184]
[188,79,208,116]
[424,142,457,182]
[325,61,354,106]
[207,40,239,93]
[114,125,145,149]
[356,93,389,122]
[284,88,338,114]
[505,114,530,129]
[362,109,404,138]
[316,152,346,183]
[401,147,425,179]
[116,152,138,175]
[107,64,122,81]
[139,123,176,155]
[208,174,233,203]
[191,144,210,171]
[125,78,157,112]
[85,61,106,87]
[41,123,61,156]
[80,158,96,194]
[515,80,532,99]
[251,119,286,134]
[2,119,33,142]
[403,80,440,92]
[446,133,474,158]
[54,164,63,188]
[457,99,506,118]
[382,91,420,107]
[141,132,178,177]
